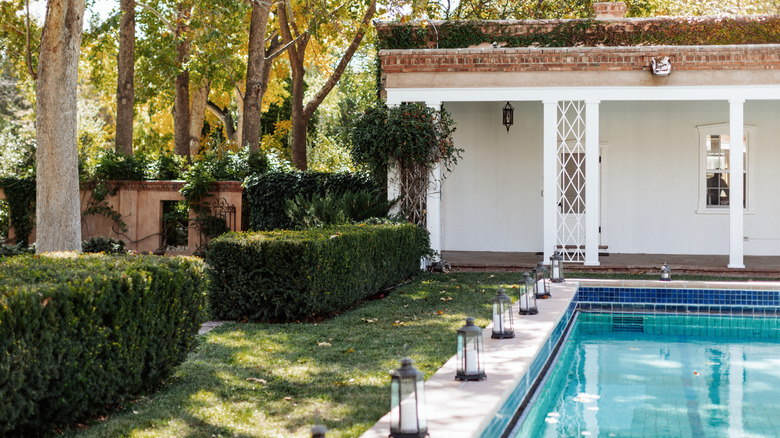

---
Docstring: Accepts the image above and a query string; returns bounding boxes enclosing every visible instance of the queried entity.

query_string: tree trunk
[189,81,209,157]
[173,1,191,158]
[241,2,271,150]
[35,0,86,253]
[115,0,134,155]
[279,0,376,170]
[235,88,244,147]
[206,100,236,143]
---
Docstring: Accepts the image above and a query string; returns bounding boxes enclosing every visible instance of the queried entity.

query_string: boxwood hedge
[0,254,206,434]
[205,223,429,322]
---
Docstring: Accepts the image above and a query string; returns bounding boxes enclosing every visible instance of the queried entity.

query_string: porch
[442,251,780,277]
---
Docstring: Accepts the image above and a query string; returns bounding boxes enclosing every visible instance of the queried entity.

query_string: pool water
[514,313,780,438]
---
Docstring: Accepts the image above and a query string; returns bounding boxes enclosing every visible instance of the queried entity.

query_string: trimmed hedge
[0,254,206,434]
[206,223,429,322]
[244,171,378,231]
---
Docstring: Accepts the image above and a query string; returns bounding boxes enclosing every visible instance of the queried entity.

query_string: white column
[386,94,403,216]
[427,101,443,260]
[728,99,745,269]
[584,100,600,266]
[543,100,558,260]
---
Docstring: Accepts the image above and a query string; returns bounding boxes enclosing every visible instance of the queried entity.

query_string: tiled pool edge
[359,281,580,438]
[359,279,780,438]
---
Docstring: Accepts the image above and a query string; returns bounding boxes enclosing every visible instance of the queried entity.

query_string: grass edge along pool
[480,283,780,438]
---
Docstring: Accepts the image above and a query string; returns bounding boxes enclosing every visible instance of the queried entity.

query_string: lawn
[66,271,777,437]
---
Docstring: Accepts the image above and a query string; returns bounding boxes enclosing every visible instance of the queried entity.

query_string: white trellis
[556,101,587,262]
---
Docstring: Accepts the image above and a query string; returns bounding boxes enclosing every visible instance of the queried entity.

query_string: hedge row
[206,223,429,322]
[244,171,378,231]
[0,254,206,434]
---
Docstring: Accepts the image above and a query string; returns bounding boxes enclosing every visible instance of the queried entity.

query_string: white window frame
[696,123,755,214]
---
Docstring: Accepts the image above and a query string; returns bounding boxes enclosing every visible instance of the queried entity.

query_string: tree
[173,0,192,158]
[116,0,135,155]
[241,0,286,151]
[35,0,86,253]
[277,0,376,170]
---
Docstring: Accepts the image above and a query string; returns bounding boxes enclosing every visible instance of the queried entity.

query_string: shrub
[0,242,33,257]
[245,171,377,230]
[206,223,429,322]
[0,254,206,434]
[82,236,127,254]
[285,189,394,229]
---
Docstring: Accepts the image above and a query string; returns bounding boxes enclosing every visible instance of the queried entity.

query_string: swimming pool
[512,312,780,437]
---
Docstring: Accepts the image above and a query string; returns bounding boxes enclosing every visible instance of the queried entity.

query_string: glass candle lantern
[311,424,328,438]
[518,272,538,315]
[390,358,429,438]
[533,261,551,299]
[456,317,487,381]
[491,288,514,339]
[550,248,565,283]
[660,262,671,281]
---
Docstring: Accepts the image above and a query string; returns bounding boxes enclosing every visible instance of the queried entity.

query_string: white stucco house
[377,4,780,268]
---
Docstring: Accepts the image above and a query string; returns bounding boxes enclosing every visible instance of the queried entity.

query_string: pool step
[612,315,645,332]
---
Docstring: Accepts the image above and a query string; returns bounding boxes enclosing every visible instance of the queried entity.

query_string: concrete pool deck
[360,281,579,438]
[360,278,780,438]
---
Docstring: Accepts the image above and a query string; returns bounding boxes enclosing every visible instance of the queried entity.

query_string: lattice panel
[556,101,586,262]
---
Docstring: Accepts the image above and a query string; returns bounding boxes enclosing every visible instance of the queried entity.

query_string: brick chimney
[594,2,627,19]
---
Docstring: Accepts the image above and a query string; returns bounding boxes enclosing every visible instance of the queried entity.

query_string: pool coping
[359,279,780,438]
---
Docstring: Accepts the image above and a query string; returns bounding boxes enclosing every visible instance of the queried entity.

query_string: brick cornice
[380,44,780,74]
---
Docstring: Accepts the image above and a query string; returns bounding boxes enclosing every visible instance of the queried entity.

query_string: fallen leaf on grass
[345,348,355,354]
[246,378,267,384]
[361,318,378,323]
[392,320,405,326]
[437,310,444,315]
[440,296,452,301]
[317,342,332,347]
[284,396,293,401]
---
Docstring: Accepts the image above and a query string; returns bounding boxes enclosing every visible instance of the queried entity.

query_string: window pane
[706,172,730,206]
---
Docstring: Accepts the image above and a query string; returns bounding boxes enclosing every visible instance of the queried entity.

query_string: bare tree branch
[25,0,36,80]
[134,1,176,33]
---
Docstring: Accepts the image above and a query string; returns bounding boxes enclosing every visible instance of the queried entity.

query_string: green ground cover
[65,271,778,437]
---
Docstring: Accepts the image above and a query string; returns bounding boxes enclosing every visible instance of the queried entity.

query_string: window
[698,124,754,212]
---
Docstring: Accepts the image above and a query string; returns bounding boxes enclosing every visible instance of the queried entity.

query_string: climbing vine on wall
[0,177,35,246]
[351,103,461,227]
[377,16,780,50]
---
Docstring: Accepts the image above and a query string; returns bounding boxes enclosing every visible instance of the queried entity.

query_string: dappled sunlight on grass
[68,272,526,437]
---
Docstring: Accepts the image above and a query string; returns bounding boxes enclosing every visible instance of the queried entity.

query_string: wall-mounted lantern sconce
[491,288,515,339]
[502,102,514,133]
[456,317,486,381]
[660,261,671,281]
[518,272,538,315]
[390,358,429,438]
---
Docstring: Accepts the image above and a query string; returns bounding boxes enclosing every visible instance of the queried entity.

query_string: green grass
[65,272,524,438]
[65,271,775,437]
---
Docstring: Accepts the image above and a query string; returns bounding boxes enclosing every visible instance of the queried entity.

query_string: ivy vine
[0,177,35,246]
[377,17,780,50]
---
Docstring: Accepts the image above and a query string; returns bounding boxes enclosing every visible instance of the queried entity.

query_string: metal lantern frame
[550,248,565,283]
[390,358,429,438]
[660,262,671,281]
[533,261,551,299]
[502,102,514,132]
[456,317,487,381]
[491,288,515,339]
[518,272,538,315]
